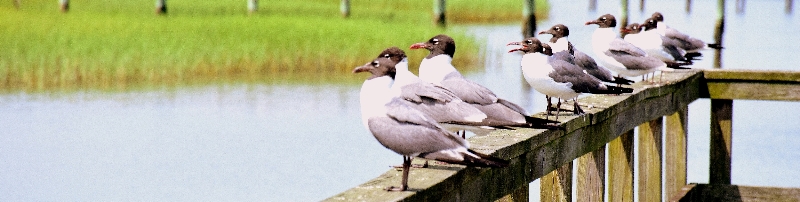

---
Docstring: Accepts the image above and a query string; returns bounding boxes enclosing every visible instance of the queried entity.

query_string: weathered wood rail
[325,69,800,201]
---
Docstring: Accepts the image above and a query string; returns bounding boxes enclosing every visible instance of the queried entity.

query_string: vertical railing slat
[608,130,634,202]
[638,118,664,201]
[577,147,605,201]
[666,106,689,199]
[710,99,733,184]
[540,162,573,202]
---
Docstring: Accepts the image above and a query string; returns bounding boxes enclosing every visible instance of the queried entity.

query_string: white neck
[359,76,394,128]
[591,27,616,55]
[656,21,667,35]
[520,53,553,78]
[550,37,570,53]
[418,54,458,85]
[391,59,420,96]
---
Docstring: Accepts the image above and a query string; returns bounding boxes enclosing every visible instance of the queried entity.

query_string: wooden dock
[325,69,800,201]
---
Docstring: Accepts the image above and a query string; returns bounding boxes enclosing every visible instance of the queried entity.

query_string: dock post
[608,130,634,202]
[522,0,536,38]
[541,162,572,202]
[577,147,605,201]
[666,106,688,199]
[686,0,693,13]
[433,0,446,27]
[589,0,597,11]
[638,118,663,201]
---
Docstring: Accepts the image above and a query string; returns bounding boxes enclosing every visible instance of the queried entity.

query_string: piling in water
[433,0,446,27]
[522,0,536,38]
[589,0,597,11]
[620,0,629,37]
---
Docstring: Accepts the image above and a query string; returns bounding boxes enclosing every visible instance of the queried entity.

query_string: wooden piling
[686,0,692,13]
[541,162,572,202]
[639,0,645,12]
[14,0,20,9]
[638,118,663,201]
[589,0,597,11]
[608,130,634,202]
[496,184,529,202]
[155,0,167,15]
[787,0,794,14]
[522,0,536,38]
[59,0,68,12]
[577,147,605,201]
[340,0,350,18]
[666,106,688,199]
[248,0,258,14]
[736,0,745,14]
[433,0,446,27]
[620,0,630,37]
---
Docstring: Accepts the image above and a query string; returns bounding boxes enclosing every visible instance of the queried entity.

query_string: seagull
[585,14,680,82]
[508,37,633,120]
[410,34,562,126]
[376,47,492,137]
[353,57,509,191]
[651,12,723,56]
[538,24,634,86]
[631,18,694,65]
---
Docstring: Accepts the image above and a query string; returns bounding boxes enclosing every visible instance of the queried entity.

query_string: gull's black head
[539,24,570,43]
[642,18,658,31]
[410,34,456,59]
[586,14,617,28]
[507,37,544,54]
[353,57,397,80]
[621,23,642,34]
[376,47,407,64]
[651,12,664,22]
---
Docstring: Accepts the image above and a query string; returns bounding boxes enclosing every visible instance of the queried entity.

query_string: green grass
[0,0,548,91]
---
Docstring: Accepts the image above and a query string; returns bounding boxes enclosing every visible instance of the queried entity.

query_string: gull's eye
[432,38,439,44]
[372,61,380,67]
[383,54,390,58]
[601,17,607,21]
[526,39,533,44]
[554,27,560,31]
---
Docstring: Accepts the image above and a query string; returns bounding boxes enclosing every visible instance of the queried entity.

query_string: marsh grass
[1,0,544,91]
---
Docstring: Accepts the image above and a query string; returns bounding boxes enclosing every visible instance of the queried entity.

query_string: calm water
[2,0,799,201]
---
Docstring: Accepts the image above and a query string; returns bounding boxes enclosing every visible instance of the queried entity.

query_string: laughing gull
[509,37,633,120]
[410,34,562,126]
[377,47,491,136]
[353,57,508,191]
[539,24,635,86]
[586,14,679,81]
[632,18,694,65]
[651,12,723,55]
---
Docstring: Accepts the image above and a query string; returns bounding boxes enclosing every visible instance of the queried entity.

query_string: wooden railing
[325,69,800,201]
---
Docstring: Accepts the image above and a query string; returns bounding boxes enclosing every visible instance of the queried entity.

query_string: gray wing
[548,60,606,93]
[549,51,575,64]
[573,49,616,82]
[608,38,647,57]
[664,27,706,51]
[399,82,459,103]
[439,77,499,105]
[369,99,467,156]
[660,36,687,61]
[604,50,665,71]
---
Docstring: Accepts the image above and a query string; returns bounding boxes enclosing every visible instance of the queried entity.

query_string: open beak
[538,30,551,35]
[585,20,599,25]
[409,43,428,50]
